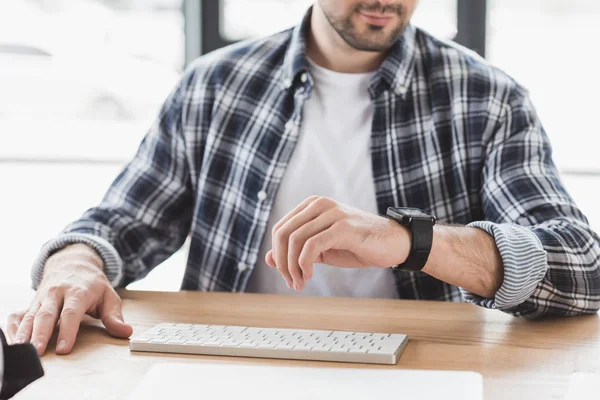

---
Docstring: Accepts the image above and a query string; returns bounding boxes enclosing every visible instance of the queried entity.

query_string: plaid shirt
[33,9,600,318]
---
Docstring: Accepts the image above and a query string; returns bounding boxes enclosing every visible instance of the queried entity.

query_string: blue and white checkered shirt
[33,10,600,318]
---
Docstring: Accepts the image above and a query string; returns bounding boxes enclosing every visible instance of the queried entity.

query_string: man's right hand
[5,244,133,356]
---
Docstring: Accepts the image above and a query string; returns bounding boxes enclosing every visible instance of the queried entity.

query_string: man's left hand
[266,196,411,291]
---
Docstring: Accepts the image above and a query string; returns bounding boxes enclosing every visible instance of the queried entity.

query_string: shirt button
[285,121,294,130]
[257,190,267,201]
[237,262,248,271]
[283,78,292,88]
[300,73,308,83]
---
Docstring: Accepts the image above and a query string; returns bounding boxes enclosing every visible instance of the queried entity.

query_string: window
[220,0,457,42]
[0,44,53,57]
[0,0,185,290]
[221,0,312,41]
[487,0,600,229]
[412,0,457,40]
[487,0,600,173]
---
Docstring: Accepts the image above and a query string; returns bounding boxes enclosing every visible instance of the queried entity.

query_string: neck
[307,5,387,73]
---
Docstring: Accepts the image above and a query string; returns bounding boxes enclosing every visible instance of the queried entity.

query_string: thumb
[100,291,133,338]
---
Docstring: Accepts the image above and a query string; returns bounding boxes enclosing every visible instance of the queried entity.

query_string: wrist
[387,219,412,266]
[421,225,444,275]
[46,243,104,272]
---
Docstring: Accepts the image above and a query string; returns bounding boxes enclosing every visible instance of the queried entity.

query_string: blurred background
[1,0,598,291]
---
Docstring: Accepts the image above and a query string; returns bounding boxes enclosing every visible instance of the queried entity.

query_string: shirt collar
[282,6,417,99]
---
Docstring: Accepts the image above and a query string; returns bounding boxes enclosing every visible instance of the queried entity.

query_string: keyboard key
[275,343,295,350]
[312,345,332,352]
[225,326,247,333]
[348,348,368,354]
[372,333,390,340]
[202,340,222,346]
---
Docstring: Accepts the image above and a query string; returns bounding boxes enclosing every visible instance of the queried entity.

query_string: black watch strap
[393,218,433,272]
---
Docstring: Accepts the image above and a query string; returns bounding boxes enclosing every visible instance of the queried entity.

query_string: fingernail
[33,342,43,355]
[57,340,67,353]
[14,338,24,344]
[294,282,300,291]
[286,281,292,289]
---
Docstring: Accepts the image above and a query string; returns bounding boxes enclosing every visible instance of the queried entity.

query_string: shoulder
[177,29,293,95]
[413,27,526,103]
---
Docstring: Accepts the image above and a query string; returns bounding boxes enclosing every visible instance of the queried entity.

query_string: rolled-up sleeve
[31,233,123,289]
[460,84,600,318]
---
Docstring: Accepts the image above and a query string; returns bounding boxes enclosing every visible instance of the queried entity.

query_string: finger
[265,250,276,268]
[14,302,41,344]
[100,290,133,339]
[298,226,339,278]
[31,296,64,356]
[287,209,339,290]
[6,311,25,343]
[273,197,332,288]
[271,196,320,240]
[55,297,87,355]
[271,196,319,267]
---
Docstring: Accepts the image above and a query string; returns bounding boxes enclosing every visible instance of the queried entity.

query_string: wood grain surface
[1,285,599,399]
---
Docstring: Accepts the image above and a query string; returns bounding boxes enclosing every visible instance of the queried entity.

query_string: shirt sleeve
[459,83,600,318]
[30,64,205,288]
[31,233,123,289]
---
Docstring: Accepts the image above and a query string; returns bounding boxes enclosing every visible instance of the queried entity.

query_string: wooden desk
[1,286,599,400]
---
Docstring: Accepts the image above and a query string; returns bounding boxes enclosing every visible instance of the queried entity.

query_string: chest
[193,86,482,225]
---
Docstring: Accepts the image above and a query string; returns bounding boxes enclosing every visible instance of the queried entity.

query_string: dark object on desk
[0,328,44,399]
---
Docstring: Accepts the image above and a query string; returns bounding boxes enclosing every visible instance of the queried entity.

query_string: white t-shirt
[246,59,398,299]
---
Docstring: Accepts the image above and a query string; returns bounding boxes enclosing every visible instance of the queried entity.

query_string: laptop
[128,362,483,400]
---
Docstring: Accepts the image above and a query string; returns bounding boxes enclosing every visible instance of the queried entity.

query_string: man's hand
[266,196,411,291]
[5,244,133,356]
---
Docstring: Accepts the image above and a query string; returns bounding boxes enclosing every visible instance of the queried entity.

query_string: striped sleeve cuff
[459,221,548,310]
[31,233,124,289]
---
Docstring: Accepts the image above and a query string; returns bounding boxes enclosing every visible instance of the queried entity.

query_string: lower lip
[359,12,392,27]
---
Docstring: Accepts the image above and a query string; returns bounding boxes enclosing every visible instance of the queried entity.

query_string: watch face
[396,208,430,217]
[387,207,436,224]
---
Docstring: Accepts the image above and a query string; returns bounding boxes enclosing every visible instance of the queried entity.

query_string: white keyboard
[129,323,409,365]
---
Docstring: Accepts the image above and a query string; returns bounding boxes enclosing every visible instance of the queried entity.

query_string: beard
[321,1,409,52]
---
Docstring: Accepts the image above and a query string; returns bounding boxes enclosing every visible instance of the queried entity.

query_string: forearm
[422,225,504,299]
[426,217,600,317]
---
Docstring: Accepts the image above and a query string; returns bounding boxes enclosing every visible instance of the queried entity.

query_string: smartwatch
[386,207,436,271]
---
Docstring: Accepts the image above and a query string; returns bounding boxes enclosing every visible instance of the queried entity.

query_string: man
[7,0,600,357]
